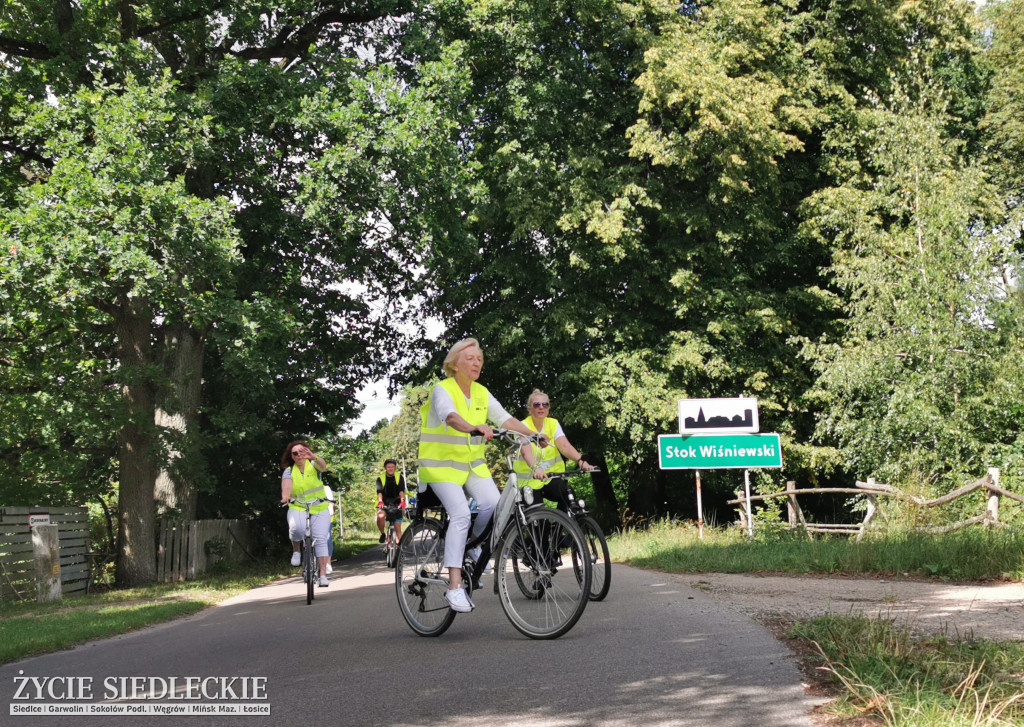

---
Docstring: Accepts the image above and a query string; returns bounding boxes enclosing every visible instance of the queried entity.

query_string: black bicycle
[287,497,329,605]
[394,429,592,639]
[380,504,402,569]
[561,469,612,601]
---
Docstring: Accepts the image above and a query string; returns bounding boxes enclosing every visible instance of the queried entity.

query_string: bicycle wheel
[395,519,456,637]
[304,538,315,605]
[385,526,397,568]
[572,516,611,601]
[495,508,591,639]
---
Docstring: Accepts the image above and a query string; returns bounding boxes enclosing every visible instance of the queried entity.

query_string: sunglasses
[531,402,550,409]
[291,450,303,456]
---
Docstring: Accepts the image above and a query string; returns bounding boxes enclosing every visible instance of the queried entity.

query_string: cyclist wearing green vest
[515,388,596,512]
[418,338,547,613]
[280,440,331,587]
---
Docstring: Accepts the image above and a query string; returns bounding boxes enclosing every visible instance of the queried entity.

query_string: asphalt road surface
[2,547,820,727]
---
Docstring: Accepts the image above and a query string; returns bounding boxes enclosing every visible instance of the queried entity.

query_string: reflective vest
[514,416,565,489]
[288,462,328,514]
[418,378,490,485]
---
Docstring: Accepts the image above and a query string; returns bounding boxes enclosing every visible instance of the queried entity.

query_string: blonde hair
[526,388,548,408]
[442,338,482,377]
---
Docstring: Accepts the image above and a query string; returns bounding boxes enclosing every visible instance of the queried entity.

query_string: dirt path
[674,573,1024,642]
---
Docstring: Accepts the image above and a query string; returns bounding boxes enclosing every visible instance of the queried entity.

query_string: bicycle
[395,429,592,640]
[380,504,402,568]
[560,469,612,601]
[286,497,329,605]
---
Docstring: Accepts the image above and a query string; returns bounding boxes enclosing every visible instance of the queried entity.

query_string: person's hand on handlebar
[578,460,597,472]
[471,425,495,440]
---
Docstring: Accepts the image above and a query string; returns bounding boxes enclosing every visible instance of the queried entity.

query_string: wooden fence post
[734,490,746,532]
[786,481,797,529]
[986,467,1001,524]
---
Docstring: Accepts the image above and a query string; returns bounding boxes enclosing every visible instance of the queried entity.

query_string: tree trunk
[583,452,619,529]
[625,456,663,521]
[114,297,158,587]
[154,323,205,521]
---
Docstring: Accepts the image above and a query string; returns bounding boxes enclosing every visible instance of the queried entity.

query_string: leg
[428,482,472,590]
[310,511,332,578]
[464,475,500,539]
[286,509,304,565]
[539,478,571,513]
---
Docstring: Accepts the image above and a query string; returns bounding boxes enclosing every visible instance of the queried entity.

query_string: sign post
[660,396,782,536]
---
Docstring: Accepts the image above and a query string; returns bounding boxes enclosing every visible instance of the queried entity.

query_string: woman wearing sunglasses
[280,441,331,587]
[516,389,596,512]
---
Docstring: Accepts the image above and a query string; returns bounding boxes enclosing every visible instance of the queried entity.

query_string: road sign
[679,397,759,434]
[658,433,782,470]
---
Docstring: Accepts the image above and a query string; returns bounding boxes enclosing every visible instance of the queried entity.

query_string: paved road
[2,548,820,726]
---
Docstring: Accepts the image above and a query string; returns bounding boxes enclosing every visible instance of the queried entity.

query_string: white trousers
[287,508,331,557]
[428,476,501,569]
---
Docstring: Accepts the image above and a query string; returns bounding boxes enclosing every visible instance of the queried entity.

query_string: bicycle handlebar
[283,497,330,508]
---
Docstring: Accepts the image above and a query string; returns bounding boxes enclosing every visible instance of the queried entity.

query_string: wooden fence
[0,506,90,603]
[728,467,1024,540]
[156,518,252,582]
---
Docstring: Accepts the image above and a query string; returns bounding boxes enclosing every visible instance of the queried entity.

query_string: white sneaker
[290,552,301,567]
[482,562,494,575]
[444,587,474,613]
[467,545,482,561]
[326,563,333,574]
[318,576,329,587]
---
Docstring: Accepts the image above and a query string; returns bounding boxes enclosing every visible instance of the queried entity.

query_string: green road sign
[658,433,783,470]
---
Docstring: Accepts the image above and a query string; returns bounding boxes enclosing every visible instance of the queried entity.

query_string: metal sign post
[695,470,704,540]
[744,469,753,541]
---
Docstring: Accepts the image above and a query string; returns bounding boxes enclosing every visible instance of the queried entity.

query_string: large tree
[0,1,469,583]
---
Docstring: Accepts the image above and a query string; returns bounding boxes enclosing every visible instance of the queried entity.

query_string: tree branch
[0,34,56,59]
[227,7,392,62]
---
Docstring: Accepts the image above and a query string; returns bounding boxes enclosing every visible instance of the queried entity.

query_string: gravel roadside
[673,572,1024,642]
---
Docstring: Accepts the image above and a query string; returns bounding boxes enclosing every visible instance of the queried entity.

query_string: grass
[791,616,1024,726]
[609,519,1024,727]
[0,536,377,665]
[609,518,1024,581]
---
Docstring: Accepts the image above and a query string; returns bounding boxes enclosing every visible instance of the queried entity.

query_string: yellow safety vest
[418,378,490,486]
[514,416,565,489]
[288,462,328,514]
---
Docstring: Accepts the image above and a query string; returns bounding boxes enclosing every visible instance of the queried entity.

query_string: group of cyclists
[280,337,595,612]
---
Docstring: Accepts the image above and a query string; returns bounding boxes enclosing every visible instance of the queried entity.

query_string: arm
[498,417,547,479]
[281,474,293,504]
[554,436,596,471]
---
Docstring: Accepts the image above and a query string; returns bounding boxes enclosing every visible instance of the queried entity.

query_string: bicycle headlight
[522,487,534,506]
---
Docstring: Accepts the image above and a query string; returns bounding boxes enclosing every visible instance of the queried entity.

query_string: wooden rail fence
[156,518,252,582]
[0,506,90,603]
[728,467,1024,540]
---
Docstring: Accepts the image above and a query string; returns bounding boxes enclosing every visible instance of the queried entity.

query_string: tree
[0,1,469,584]
[800,0,1009,491]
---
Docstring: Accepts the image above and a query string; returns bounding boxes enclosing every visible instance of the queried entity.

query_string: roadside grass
[609,518,1024,581]
[609,520,1024,727]
[791,616,1024,727]
[0,536,377,665]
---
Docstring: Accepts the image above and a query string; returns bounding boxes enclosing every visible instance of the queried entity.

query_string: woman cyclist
[280,441,331,587]
[516,389,596,511]
[417,338,547,613]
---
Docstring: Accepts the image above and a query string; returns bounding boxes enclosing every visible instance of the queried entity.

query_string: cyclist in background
[515,389,596,512]
[280,441,332,587]
[375,459,406,544]
[418,338,547,613]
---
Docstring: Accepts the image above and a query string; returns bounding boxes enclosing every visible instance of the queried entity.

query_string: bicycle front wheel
[395,519,456,637]
[304,538,315,605]
[572,516,611,601]
[495,508,591,639]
